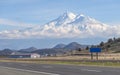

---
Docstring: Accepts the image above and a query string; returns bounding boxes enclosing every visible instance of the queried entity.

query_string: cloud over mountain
[0,12,120,39]
[0,18,36,28]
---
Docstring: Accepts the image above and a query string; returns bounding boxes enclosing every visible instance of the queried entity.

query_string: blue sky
[0,0,120,25]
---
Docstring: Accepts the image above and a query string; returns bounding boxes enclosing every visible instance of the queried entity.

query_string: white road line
[81,69,102,72]
[0,66,60,75]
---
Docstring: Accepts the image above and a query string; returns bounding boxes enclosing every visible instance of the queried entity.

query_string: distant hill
[0,42,90,56]
[32,42,89,55]
[0,49,13,55]
[64,42,87,50]
[32,48,70,55]
[53,42,88,50]
[53,44,66,49]
[18,47,37,53]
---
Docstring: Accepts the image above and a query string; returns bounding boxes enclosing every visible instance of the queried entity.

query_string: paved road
[0,66,55,75]
[0,62,120,75]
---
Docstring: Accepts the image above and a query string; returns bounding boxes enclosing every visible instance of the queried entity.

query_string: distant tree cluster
[97,37,120,52]
[72,37,120,53]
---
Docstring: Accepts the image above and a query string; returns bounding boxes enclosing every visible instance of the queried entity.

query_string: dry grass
[0,53,120,67]
[39,53,120,60]
[0,58,120,67]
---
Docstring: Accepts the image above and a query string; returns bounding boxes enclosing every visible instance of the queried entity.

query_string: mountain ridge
[18,47,37,53]
[0,42,89,55]
[53,42,88,50]
[53,43,66,49]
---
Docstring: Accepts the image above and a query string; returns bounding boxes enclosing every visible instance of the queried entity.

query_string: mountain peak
[47,12,77,26]
[70,13,99,25]
[64,42,87,50]
[79,14,85,17]
[62,11,76,19]
[53,43,66,49]
[47,12,98,26]
[68,42,81,46]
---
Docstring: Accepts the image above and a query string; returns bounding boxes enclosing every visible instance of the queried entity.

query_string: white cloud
[0,18,36,27]
[0,24,120,39]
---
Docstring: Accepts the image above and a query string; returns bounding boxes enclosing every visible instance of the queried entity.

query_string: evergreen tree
[86,46,89,50]
[78,48,82,52]
[100,41,104,47]
[108,38,113,43]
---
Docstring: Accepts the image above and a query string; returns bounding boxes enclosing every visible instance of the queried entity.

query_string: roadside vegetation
[0,58,120,67]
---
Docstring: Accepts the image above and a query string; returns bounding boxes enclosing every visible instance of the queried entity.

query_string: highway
[0,62,120,75]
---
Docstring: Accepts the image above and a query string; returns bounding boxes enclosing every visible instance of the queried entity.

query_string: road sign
[90,48,101,53]
[90,48,101,60]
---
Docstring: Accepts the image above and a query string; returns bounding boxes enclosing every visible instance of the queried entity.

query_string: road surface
[0,62,120,75]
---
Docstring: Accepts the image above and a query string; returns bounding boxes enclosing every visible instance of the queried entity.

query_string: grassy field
[0,53,120,67]
[0,58,120,67]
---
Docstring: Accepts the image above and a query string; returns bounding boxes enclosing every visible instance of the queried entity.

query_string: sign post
[96,52,98,60]
[90,48,101,60]
[91,52,93,60]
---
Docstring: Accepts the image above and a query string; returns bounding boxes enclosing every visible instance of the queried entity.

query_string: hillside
[53,44,66,49]
[64,42,87,50]
[98,37,120,53]
[53,42,88,49]
[0,49,13,56]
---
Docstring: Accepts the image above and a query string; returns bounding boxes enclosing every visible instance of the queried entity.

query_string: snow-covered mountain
[0,12,120,39]
[46,12,76,26]
[45,12,108,31]
[47,12,101,26]
[40,12,117,38]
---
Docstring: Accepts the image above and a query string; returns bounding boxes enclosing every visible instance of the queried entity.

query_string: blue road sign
[90,48,101,53]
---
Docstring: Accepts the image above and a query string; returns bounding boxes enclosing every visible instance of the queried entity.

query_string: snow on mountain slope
[0,12,120,39]
[40,12,113,38]
[46,12,76,26]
